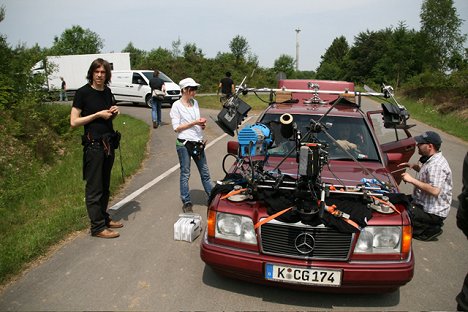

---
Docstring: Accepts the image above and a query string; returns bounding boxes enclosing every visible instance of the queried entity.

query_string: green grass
[399,96,468,141]
[0,113,149,285]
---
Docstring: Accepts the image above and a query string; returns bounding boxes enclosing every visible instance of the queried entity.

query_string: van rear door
[111,71,133,103]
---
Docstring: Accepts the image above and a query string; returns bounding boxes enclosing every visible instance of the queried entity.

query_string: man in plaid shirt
[398,131,453,241]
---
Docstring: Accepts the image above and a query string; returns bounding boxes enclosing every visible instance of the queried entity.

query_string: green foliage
[49,25,104,55]
[316,36,349,80]
[229,35,249,64]
[122,42,147,69]
[420,0,466,72]
[273,54,295,78]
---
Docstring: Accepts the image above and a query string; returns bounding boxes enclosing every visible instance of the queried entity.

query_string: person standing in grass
[70,58,123,239]
[217,71,234,103]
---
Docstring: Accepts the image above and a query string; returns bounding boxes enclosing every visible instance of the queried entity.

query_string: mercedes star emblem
[294,232,315,254]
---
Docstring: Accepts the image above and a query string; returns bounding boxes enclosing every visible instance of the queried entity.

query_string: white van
[110,70,181,107]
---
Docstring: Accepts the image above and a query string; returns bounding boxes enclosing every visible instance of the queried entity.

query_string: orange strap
[220,188,248,200]
[254,207,293,229]
[323,203,361,230]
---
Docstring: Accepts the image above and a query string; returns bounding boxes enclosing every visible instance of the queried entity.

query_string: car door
[129,72,149,104]
[367,110,416,184]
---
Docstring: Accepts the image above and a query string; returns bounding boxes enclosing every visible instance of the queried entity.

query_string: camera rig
[213,80,411,232]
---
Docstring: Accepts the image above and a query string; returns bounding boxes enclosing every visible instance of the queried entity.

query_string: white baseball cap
[179,77,200,89]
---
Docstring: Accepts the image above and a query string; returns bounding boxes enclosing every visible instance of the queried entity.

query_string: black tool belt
[178,138,205,161]
[82,131,121,156]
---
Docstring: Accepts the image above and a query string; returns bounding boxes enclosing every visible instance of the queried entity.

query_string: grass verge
[399,96,468,141]
[0,112,149,285]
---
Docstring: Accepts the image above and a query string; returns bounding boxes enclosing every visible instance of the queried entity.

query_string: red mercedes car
[201,80,416,292]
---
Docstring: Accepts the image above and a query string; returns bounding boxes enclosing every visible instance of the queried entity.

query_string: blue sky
[1,0,467,71]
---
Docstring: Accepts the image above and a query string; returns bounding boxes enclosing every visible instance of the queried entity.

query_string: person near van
[217,71,235,103]
[170,77,213,213]
[60,77,68,101]
[149,70,166,129]
[398,131,452,241]
[70,58,123,239]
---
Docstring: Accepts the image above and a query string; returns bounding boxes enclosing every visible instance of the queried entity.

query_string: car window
[368,113,411,144]
[259,114,380,161]
[132,73,147,85]
[142,71,173,83]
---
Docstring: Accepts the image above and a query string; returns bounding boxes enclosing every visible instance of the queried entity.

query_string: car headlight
[354,226,402,254]
[215,212,257,244]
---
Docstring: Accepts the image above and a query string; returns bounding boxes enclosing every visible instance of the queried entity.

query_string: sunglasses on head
[187,86,198,91]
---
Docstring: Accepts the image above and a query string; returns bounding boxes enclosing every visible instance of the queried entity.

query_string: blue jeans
[176,144,212,204]
[151,97,162,123]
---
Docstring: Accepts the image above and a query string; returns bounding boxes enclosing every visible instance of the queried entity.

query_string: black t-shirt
[149,77,164,91]
[220,77,234,95]
[73,84,115,138]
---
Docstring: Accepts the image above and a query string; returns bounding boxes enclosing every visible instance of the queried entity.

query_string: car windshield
[259,114,380,161]
[142,71,173,83]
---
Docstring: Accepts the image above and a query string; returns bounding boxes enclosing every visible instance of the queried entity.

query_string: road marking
[109,116,252,211]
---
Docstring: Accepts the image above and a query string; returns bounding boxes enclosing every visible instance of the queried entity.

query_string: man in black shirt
[217,71,234,103]
[70,58,123,239]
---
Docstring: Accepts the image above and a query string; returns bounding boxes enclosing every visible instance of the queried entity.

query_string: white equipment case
[173,213,202,242]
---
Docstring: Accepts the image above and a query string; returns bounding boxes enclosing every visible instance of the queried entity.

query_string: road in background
[0,100,466,311]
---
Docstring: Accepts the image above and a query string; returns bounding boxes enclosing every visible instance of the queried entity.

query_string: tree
[50,25,103,55]
[273,54,295,78]
[316,36,349,80]
[229,35,249,64]
[171,38,182,58]
[420,0,467,72]
[145,47,174,72]
[183,43,204,61]
[122,42,147,69]
[0,5,5,23]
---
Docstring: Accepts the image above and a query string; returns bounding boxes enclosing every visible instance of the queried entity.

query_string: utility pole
[295,28,301,71]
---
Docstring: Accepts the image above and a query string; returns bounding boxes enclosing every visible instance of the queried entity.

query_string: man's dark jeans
[410,204,445,236]
[83,143,115,235]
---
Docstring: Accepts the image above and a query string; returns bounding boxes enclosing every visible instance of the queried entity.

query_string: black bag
[109,131,121,149]
[184,140,205,161]
[152,89,165,101]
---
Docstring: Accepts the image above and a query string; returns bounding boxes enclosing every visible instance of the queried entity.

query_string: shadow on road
[201,266,400,309]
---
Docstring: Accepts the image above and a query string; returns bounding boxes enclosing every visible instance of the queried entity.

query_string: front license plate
[265,263,342,287]
[171,96,180,100]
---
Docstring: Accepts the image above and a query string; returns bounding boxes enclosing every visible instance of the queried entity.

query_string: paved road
[0,100,467,311]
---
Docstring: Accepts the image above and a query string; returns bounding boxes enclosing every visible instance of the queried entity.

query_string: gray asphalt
[0,99,467,311]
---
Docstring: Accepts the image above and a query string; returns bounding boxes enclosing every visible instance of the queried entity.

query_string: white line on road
[109,117,252,211]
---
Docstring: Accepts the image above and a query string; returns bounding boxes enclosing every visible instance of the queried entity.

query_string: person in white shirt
[170,77,212,213]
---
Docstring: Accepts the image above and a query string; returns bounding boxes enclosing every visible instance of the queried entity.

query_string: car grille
[260,220,353,261]
[167,90,180,96]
